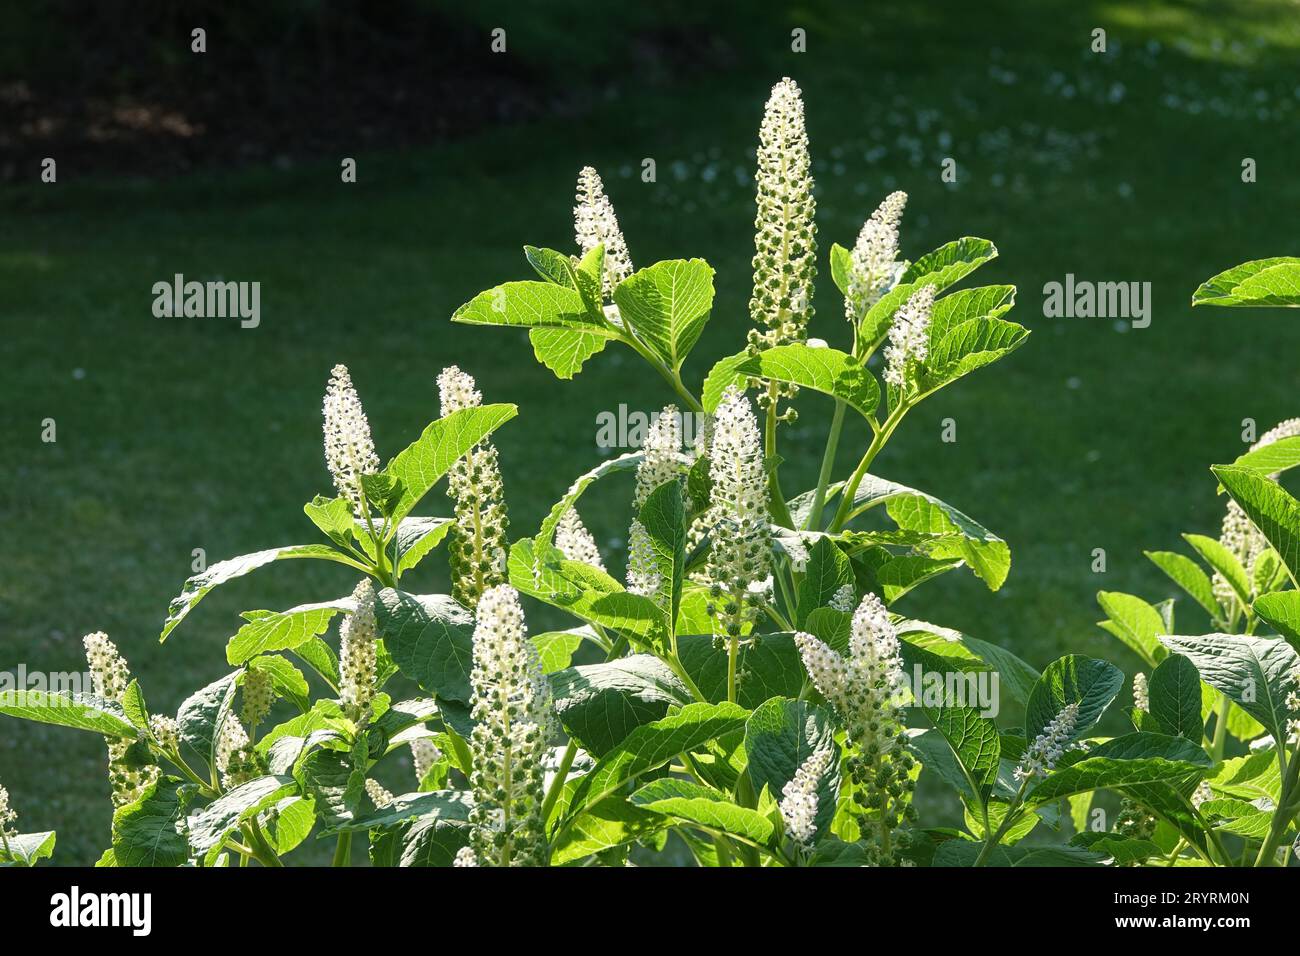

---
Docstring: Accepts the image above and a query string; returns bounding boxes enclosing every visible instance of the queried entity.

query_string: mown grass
[3,0,1299,863]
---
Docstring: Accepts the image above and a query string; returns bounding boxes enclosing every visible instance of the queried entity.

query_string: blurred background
[3,0,1299,864]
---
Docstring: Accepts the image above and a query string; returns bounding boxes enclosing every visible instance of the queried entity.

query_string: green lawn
[4,0,1300,863]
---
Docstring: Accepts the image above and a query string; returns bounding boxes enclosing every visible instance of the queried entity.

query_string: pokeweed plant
[0,78,1228,868]
[1081,263,1300,867]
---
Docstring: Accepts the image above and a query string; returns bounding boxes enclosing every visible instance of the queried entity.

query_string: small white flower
[828,583,856,612]
[633,405,684,508]
[0,784,17,839]
[846,191,908,323]
[365,779,394,809]
[241,668,274,729]
[574,166,633,301]
[149,714,180,752]
[1132,672,1149,712]
[625,518,662,604]
[83,632,129,703]
[322,364,380,512]
[1192,781,1214,809]
[339,580,378,721]
[779,744,833,850]
[1015,702,1081,782]
[410,738,442,785]
[883,284,936,389]
[555,507,606,572]
[215,715,257,790]
[436,365,483,415]
[453,846,478,867]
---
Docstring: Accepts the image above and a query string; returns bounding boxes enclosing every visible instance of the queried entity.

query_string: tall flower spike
[339,579,378,722]
[704,387,771,639]
[1132,672,1149,712]
[846,191,908,324]
[467,585,556,866]
[883,284,936,389]
[83,632,158,807]
[779,744,833,851]
[322,364,380,512]
[794,592,915,865]
[633,405,684,508]
[241,668,274,729]
[1015,702,1081,782]
[216,716,261,790]
[626,518,663,605]
[149,714,179,752]
[574,166,633,301]
[0,783,17,840]
[365,779,394,809]
[555,506,606,572]
[749,77,817,360]
[411,738,441,784]
[439,366,510,609]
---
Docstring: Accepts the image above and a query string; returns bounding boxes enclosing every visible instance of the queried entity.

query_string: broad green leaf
[1025,655,1124,744]
[1253,591,1300,653]
[1229,436,1300,479]
[927,285,1017,342]
[0,831,57,866]
[896,619,1041,708]
[267,796,316,855]
[1213,465,1300,584]
[452,280,607,331]
[745,698,841,841]
[320,789,472,836]
[187,775,297,858]
[528,327,608,380]
[932,840,1104,867]
[383,404,518,526]
[549,797,667,865]
[1184,533,1251,610]
[296,749,364,829]
[1070,833,1163,865]
[226,599,351,665]
[1145,550,1220,620]
[859,237,997,346]
[561,702,748,824]
[1096,591,1168,667]
[112,777,192,867]
[535,452,643,550]
[677,632,806,706]
[161,544,364,642]
[828,242,852,296]
[550,656,690,758]
[917,317,1028,394]
[1026,733,1210,805]
[532,627,591,674]
[1192,257,1300,307]
[924,701,1001,804]
[178,671,241,774]
[631,779,774,845]
[737,344,880,419]
[293,637,341,691]
[637,481,687,628]
[701,351,752,412]
[304,494,354,546]
[121,680,149,730]
[1148,653,1204,742]
[795,538,853,627]
[392,517,453,575]
[375,590,475,703]
[613,259,715,370]
[0,690,136,739]
[1160,633,1300,743]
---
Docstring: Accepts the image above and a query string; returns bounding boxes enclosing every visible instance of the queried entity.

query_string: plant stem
[727,635,740,703]
[540,739,578,826]
[332,832,352,867]
[973,778,1030,867]
[1210,692,1229,764]
[1253,740,1300,866]
[806,400,847,531]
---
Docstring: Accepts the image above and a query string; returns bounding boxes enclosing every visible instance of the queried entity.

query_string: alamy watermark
[152,273,261,328]
[595,404,708,451]
[0,665,95,703]
[1042,274,1151,328]
[901,665,1001,718]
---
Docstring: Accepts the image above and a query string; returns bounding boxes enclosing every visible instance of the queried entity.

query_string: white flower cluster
[410,738,441,785]
[555,507,605,572]
[1132,672,1149,712]
[574,166,633,301]
[322,364,380,512]
[467,585,556,866]
[241,668,274,729]
[883,284,936,389]
[216,715,259,790]
[0,784,17,840]
[1014,702,1081,782]
[828,582,856,612]
[779,744,833,850]
[749,77,817,356]
[439,366,509,609]
[83,632,158,807]
[1192,781,1214,809]
[625,518,662,605]
[633,405,684,508]
[846,191,908,324]
[1214,417,1300,609]
[453,846,478,867]
[339,579,378,721]
[1286,663,1300,742]
[704,387,771,639]
[149,714,179,752]
[365,779,394,809]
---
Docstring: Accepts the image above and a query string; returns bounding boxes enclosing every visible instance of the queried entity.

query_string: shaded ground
[3,0,1300,863]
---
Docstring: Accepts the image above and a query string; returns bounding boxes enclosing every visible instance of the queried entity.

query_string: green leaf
[1069,833,1164,865]
[1025,655,1124,744]
[296,749,364,829]
[177,671,241,774]
[392,517,453,575]
[1096,591,1168,667]
[1184,533,1251,610]
[532,627,591,674]
[245,655,310,713]
[1213,465,1300,584]
[549,797,667,865]
[0,690,136,738]
[303,494,354,547]
[187,775,297,859]
[631,779,774,845]
[1160,633,1300,743]
[383,403,518,526]
[1148,653,1204,742]
[701,352,752,412]
[1253,591,1300,653]
[0,831,57,866]
[860,238,997,346]
[737,344,880,419]
[795,538,853,627]
[120,680,149,730]
[917,317,1028,394]
[267,796,316,855]
[1145,550,1220,620]
[535,452,644,550]
[160,544,364,642]
[226,599,352,665]
[320,789,472,836]
[677,632,806,706]
[1026,733,1211,805]
[636,481,687,628]
[550,656,690,758]
[933,840,1105,867]
[924,701,1001,805]
[375,589,475,703]
[612,259,715,371]
[1192,257,1300,307]
[744,698,841,842]
[1229,436,1300,479]
[927,285,1017,342]
[561,702,749,824]
[829,242,853,295]
[112,777,192,867]
[528,327,608,379]
[452,280,608,331]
